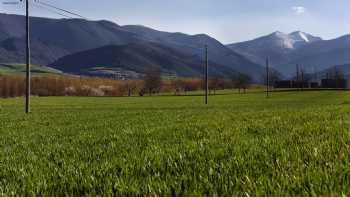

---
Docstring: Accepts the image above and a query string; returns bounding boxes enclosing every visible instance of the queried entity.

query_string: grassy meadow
[0,64,62,75]
[1,90,350,195]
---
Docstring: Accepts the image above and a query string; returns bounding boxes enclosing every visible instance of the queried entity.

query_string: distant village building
[85,67,141,80]
[110,70,141,80]
[274,80,294,88]
[321,79,347,88]
[310,82,319,88]
[274,80,316,89]
[163,72,178,80]
[274,79,348,89]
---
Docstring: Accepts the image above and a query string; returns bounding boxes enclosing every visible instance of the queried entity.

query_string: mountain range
[0,13,263,80]
[228,31,350,77]
[49,42,239,78]
[1,12,350,81]
[227,31,322,67]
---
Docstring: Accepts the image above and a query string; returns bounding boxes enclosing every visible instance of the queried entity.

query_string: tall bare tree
[261,70,282,88]
[232,73,252,93]
[143,66,162,95]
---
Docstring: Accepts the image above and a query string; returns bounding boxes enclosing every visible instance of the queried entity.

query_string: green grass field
[1,91,350,195]
[0,64,62,75]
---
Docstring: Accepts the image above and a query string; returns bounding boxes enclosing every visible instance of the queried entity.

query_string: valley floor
[0,91,350,195]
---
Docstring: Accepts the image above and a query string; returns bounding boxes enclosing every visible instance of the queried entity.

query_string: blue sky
[1,0,350,43]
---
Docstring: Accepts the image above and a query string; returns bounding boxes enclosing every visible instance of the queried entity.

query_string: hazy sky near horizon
[1,0,350,43]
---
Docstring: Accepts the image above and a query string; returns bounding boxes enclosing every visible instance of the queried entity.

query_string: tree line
[141,66,253,95]
[0,69,253,98]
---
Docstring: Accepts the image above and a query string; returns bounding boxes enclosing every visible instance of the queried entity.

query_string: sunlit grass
[0,91,350,195]
[0,63,62,75]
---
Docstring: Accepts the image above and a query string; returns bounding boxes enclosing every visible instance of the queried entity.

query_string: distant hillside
[122,25,265,80]
[0,13,264,80]
[227,31,350,77]
[227,31,322,69]
[317,63,350,79]
[49,42,241,78]
[0,13,142,52]
[0,37,69,65]
[0,13,142,65]
[278,35,350,75]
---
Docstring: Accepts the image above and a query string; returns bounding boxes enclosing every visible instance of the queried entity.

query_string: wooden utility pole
[205,45,208,105]
[314,66,318,83]
[296,64,299,81]
[25,0,31,113]
[266,57,269,98]
[296,64,299,89]
[301,67,304,90]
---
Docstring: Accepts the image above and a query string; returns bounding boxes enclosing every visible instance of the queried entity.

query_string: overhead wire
[34,0,87,19]
[32,2,73,19]
[3,0,87,19]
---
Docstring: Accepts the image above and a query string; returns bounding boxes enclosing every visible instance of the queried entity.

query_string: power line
[35,0,87,19]
[32,3,73,19]
[5,0,87,20]
[2,1,20,5]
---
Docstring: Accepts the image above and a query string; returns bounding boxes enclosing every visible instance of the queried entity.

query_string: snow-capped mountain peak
[289,31,322,44]
[267,31,322,49]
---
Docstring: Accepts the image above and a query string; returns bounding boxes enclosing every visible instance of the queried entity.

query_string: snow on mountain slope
[288,31,322,48]
[226,31,323,66]
[270,31,322,49]
[298,32,309,42]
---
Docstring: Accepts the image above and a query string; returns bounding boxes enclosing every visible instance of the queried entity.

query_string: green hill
[0,63,62,75]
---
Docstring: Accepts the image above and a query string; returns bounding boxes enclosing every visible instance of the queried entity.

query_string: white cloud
[292,6,306,15]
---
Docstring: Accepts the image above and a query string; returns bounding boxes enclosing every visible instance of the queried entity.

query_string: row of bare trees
[140,66,253,95]
[0,75,145,98]
[0,70,253,98]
